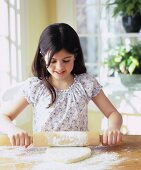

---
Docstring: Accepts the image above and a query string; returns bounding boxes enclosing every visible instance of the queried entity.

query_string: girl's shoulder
[21,76,45,95]
[20,76,46,105]
[75,73,102,97]
[23,76,43,88]
[25,76,42,83]
[75,73,97,82]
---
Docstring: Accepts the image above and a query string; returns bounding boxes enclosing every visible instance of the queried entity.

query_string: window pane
[87,65,98,76]
[76,0,98,5]
[76,6,99,34]
[17,13,21,46]
[0,0,22,94]
[11,43,17,82]
[17,0,20,10]
[0,38,10,91]
[10,0,15,6]
[101,4,125,33]
[79,36,98,76]
[0,38,10,72]
[18,49,22,81]
[0,0,9,37]
[80,37,98,63]
[10,7,16,42]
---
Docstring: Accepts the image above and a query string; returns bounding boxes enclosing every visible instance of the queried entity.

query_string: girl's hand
[102,128,122,146]
[8,127,31,147]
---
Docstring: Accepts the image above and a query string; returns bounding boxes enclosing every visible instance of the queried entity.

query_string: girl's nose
[56,61,64,70]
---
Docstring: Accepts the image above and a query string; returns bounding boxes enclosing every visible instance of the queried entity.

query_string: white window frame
[0,0,26,95]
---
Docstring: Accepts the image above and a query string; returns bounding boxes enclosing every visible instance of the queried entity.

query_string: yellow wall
[56,0,75,27]
[88,111,104,132]
[23,0,56,76]
[23,0,76,76]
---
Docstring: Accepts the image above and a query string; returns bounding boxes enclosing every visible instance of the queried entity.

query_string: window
[0,0,22,94]
[75,0,141,134]
[75,0,101,76]
[75,0,141,78]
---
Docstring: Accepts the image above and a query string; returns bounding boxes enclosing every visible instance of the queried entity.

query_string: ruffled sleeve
[20,77,43,105]
[78,73,103,100]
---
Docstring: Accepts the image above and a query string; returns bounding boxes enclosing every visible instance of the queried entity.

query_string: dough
[46,147,91,163]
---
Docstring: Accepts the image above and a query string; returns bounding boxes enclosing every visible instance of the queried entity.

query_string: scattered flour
[0,145,126,170]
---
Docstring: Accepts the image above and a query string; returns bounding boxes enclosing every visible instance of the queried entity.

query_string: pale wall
[22,0,56,77]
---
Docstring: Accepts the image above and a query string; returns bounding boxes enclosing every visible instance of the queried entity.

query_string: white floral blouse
[20,73,102,132]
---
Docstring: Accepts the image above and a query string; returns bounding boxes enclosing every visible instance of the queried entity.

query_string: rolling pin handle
[0,134,33,146]
[0,134,11,146]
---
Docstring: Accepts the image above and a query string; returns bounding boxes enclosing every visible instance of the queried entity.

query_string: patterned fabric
[20,73,102,132]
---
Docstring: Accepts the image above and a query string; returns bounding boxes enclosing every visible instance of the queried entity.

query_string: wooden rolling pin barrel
[0,131,140,146]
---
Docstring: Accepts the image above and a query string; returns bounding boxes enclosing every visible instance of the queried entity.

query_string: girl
[0,23,122,147]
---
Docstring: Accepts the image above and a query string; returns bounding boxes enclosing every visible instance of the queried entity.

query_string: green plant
[106,0,141,17]
[104,44,141,75]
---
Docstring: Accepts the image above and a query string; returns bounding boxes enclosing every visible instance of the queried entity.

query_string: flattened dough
[46,147,91,163]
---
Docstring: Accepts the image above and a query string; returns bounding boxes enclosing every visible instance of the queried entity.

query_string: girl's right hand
[8,127,31,147]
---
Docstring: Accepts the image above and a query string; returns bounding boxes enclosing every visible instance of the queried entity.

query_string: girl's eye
[51,60,56,63]
[50,60,70,64]
[63,60,70,63]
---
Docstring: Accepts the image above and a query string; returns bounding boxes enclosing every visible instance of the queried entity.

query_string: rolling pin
[0,131,140,147]
[0,131,99,146]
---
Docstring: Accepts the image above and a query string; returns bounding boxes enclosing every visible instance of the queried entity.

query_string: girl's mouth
[55,71,65,75]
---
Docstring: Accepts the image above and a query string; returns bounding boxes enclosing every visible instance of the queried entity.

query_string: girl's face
[45,49,75,80]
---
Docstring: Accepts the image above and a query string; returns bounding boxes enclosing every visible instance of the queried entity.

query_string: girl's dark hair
[32,23,87,107]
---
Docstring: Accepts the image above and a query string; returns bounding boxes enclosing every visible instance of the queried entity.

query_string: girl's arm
[0,97,31,147]
[92,89,123,145]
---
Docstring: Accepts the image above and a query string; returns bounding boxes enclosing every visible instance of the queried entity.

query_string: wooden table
[0,136,141,170]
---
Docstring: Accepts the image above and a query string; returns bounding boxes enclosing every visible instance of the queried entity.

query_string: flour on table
[32,151,126,170]
[45,147,91,163]
[0,146,126,170]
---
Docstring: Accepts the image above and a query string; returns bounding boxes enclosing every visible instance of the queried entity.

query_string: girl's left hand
[102,128,122,146]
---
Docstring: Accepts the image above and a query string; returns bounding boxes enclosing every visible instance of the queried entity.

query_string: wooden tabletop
[91,135,141,170]
[0,135,141,170]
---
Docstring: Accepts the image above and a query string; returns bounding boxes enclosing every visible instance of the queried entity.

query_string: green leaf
[119,60,126,73]
[128,63,137,75]
[114,56,122,62]
[129,57,139,66]
[106,0,141,17]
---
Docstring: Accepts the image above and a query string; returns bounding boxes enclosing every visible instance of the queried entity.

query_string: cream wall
[22,0,56,77]
[56,0,76,27]
[22,0,76,77]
